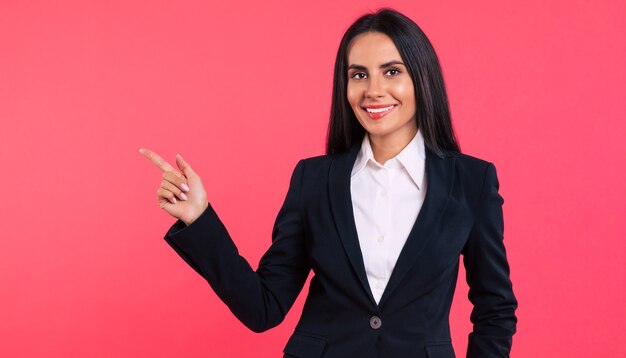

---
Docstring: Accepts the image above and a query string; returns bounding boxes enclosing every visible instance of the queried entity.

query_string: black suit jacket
[164,145,518,358]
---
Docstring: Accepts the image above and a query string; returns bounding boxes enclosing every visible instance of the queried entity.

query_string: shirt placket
[371,166,391,300]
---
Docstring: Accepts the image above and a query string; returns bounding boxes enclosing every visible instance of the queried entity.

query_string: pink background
[1,0,625,357]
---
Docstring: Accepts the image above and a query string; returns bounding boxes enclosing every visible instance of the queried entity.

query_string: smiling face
[347,31,417,146]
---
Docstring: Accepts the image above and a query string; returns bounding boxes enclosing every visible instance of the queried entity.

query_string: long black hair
[326,8,460,157]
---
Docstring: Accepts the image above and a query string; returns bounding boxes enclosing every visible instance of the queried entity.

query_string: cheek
[346,83,363,106]
[387,77,413,103]
[395,82,414,103]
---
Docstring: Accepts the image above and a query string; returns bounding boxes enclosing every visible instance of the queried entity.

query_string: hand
[139,148,209,225]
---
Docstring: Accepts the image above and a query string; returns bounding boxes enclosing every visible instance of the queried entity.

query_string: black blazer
[164,144,518,358]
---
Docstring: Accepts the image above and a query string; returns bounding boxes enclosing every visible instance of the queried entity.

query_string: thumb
[176,154,196,178]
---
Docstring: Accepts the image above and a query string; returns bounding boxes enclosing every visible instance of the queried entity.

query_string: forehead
[347,32,402,65]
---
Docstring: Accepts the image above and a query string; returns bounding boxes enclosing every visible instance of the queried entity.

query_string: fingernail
[181,183,190,192]
[180,193,188,201]
[172,197,177,204]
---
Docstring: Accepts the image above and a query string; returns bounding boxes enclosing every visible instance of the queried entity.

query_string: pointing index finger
[139,148,175,172]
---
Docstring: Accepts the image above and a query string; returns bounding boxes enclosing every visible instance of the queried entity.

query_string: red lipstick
[361,104,397,120]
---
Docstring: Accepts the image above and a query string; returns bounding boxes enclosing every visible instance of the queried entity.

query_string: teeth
[365,105,394,113]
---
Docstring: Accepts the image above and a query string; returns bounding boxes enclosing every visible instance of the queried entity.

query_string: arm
[163,160,310,333]
[462,162,518,357]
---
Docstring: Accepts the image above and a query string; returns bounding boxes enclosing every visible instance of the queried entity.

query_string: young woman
[141,8,517,358]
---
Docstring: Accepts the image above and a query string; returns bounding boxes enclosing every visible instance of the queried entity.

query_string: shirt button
[370,316,382,329]
[377,235,384,243]
[380,189,387,197]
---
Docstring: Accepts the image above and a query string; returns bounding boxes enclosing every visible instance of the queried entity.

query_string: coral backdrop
[1,0,624,357]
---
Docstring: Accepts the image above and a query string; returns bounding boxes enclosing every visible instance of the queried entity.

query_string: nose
[365,75,385,99]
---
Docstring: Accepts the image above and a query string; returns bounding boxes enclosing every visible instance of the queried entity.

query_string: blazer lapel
[329,144,456,308]
[328,144,376,305]
[378,148,456,307]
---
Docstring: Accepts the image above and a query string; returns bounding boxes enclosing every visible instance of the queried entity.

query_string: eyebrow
[347,60,405,71]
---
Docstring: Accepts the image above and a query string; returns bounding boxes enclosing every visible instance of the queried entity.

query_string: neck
[368,126,418,165]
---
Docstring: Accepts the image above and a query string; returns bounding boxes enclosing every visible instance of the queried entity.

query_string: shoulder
[281,154,335,198]
[444,149,495,175]
[296,153,334,182]
[441,150,500,192]
[298,151,346,171]
[289,151,352,192]
[301,153,334,166]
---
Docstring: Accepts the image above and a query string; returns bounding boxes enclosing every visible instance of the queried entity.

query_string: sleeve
[163,160,310,333]
[462,162,518,357]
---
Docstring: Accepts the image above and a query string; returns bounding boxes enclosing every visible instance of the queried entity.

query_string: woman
[140,8,517,358]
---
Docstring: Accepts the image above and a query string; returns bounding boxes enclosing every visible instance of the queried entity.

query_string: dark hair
[326,8,460,157]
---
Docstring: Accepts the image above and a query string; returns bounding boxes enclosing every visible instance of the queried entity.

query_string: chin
[361,122,391,136]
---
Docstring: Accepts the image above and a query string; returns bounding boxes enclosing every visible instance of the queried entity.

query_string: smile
[365,105,395,113]
[362,104,397,120]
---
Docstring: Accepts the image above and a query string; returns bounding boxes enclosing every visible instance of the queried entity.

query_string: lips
[362,104,397,120]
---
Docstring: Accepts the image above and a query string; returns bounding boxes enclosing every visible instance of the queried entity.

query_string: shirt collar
[351,129,426,189]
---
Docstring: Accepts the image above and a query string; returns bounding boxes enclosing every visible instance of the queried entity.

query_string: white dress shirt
[350,130,427,304]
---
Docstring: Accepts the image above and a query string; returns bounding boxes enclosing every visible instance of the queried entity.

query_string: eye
[350,72,367,80]
[385,68,401,76]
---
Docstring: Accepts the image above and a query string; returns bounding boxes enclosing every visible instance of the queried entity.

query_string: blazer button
[370,316,382,329]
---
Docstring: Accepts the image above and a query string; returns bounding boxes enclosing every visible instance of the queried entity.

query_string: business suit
[163,143,518,358]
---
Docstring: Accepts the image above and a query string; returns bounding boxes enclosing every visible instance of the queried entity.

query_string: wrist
[182,201,209,226]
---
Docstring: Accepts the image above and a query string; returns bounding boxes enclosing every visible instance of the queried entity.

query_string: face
[347,32,417,145]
